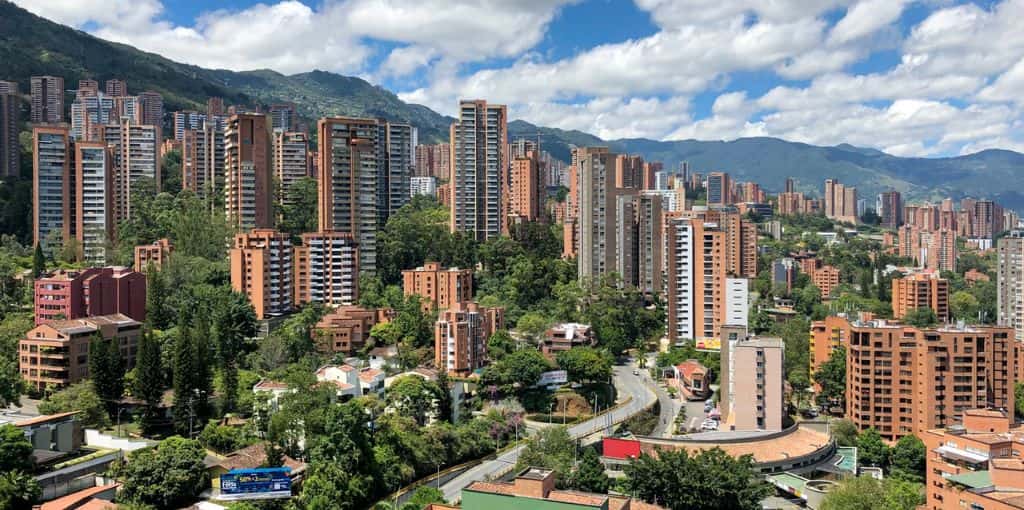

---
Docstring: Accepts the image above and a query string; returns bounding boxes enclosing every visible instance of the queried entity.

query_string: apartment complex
[273,131,310,206]
[102,118,160,220]
[0,87,17,177]
[877,191,903,229]
[508,150,543,224]
[269,103,296,132]
[410,176,437,197]
[73,142,115,262]
[225,113,275,230]
[293,231,359,307]
[133,238,173,272]
[899,225,958,272]
[615,193,665,295]
[810,264,841,300]
[138,91,164,128]
[843,317,1015,441]
[181,123,224,199]
[892,272,950,321]
[173,110,207,140]
[31,75,64,124]
[434,301,503,376]
[402,262,473,312]
[824,178,858,224]
[33,126,72,252]
[720,334,785,431]
[229,229,293,320]
[414,143,449,179]
[922,409,1024,510]
[19,314,142,392]
[576,147,618,281]
[999,231,1024,340]
[449,99,508,242]
[541,323,595,356]
[34,267,146,325]
[665,210,756,343]
[706,172,732,206]
[379,121,417,220]
[313,306,392,354]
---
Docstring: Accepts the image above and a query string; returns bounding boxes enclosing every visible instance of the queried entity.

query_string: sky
[15,0,1024,157]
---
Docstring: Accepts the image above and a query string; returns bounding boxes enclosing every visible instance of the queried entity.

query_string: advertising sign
[534,370,568,388]
[219,468,292,501]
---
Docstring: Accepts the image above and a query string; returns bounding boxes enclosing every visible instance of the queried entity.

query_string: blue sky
[18,0,1024,156]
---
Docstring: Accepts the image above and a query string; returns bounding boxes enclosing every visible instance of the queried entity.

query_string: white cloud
[828,0,909,45]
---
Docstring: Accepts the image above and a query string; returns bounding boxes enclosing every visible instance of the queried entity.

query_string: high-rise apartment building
[76,80,99,98]
[293,231,359,307]
[926,228,958,272]
[0,81,17,95]
[33,126,72,252]
[450,99,508,242]
[615,193,664,294]
[104,79,127,97]
[30,76,65,124]
[318,116,380,272]
[892,272,950,321]
[207,97,224,117]
[720,334,784,431]
[102,119,160,220]
[877,191,903,229]
[173,110,206,141]
[379,122,417,221]
[509,150,543,224]
[74,142,114,263]
[0,90,18,177]
[577,147,629,282]
[410,176,437,197]
[706,172,732,206]
[181,125,225,199]
[811,264,841,299]
[824,178,858,224]
[998,231,1024,340]
[70,92,115,141]
[414,143,450,178]
[229,229,293,320]
[268,103,296,132]
[225,113,274,230]
[34,267,146,325]
[273,131,309,206]
[138,91,163,128]
[402,262,473,312]
[112,95,141,124]
[134,238,173,272]
[842,317,1016,440]
[435,301,504,376]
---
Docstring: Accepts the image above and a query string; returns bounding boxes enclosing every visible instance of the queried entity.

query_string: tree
[556,347,613,384]
[830,419,859,447]
[386,375,443,426]
[0,424,33,472]
[39,381,110,428]
[820,476,922,510]
[172,317,212,435]
[0,470,41,509]
[32,242,44,278]
[405,486,445,508]
[568,447,610,494]
[516,312,551,344]
[211,291,257,413]
[890,435,926,482]
[815,346,846,408]
[297,462,370,510]
[857,427,890,468]
[516,426,575,481]
[623,448,771,510]
[115,436,209,509]
[279,177,318,241]
[146,263,173,330]
[480,349,551,394]
[950,290,980,322]
[487,330,515,362]
[1017,382,1024,421]
[160,149,182,193]
[903,307,938,328]
[89,334,124,414]
[134,331,164,433]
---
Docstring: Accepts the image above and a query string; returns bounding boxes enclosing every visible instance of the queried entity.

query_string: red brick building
[34,267,146,325]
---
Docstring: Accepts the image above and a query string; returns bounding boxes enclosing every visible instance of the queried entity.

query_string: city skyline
[13,0,1024,158]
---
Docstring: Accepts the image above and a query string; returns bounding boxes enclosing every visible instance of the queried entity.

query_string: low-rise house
[315,364,385,399]
[671,360,712,400]
[312,306,393,355]
[541,322,595,355]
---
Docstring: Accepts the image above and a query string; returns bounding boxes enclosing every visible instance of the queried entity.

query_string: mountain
[3,0,1024,210]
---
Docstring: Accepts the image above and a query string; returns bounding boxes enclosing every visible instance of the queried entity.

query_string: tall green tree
[279,177,319,241]
[0,424,33,472]
[568,447,610,494]
[386,375,444,426]
[114,436,209,509]
[903,307,938,328]
[0,470,41,509]
[516,426,575,482]
[830,419,859,447]
[134,331,165,433]
[31,242,45,277]
[89,334,124,414]
[623,448,771,510]
[820,476,923,510]
[556,347,613,384]
[171,316,212,436]
[815,346,846,408]
[857,427,890,468]
[146,263,173,330]
[890,435,926,482]
[39,381,110,428]
[211,291,257,413]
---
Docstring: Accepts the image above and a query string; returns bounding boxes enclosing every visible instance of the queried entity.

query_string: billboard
[534,370,568,388]
[219,468,292,501]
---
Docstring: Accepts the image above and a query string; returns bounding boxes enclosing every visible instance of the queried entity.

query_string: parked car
[700,419,719,432]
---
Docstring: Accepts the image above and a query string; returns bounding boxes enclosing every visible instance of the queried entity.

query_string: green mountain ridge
[3,0,1024,210]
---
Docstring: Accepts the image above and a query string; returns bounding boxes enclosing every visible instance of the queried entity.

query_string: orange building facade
[229,229,293,320]
[402,262,473,312]
[892,272,950,321]
[434,302,504,376]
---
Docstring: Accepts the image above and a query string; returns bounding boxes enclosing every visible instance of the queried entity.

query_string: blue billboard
[219,467,292,500]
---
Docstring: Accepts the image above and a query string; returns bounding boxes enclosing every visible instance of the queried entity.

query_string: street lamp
[116,407,127,437]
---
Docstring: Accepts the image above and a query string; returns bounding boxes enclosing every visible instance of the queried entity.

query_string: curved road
[439,359,658,502]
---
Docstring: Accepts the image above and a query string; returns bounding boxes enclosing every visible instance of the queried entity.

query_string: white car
[700,419,719,432]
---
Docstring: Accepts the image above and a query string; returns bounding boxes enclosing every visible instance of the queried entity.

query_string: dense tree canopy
[623,448,771,510]
[115,436,209,509]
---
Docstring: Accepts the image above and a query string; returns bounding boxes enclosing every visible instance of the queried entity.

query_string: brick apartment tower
[273,131,310,206]
[31,76,64,124]
[225,113,274,230]
[1,87,19,177]
[34,267,146,325]
[508,149,543,224]
[892,273,950,321]
[450,100,508,242]
[33,126,73,253]
[998,231,1024,340]
[434,301,504,376]
[402,262,473,312]
[229,229,293,320]
[706,172,732,206]
[293,231,359,307]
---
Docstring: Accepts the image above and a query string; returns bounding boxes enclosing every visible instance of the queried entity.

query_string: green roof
[768,473,808,492]
[947,471,992,489]
[833,447,857,474]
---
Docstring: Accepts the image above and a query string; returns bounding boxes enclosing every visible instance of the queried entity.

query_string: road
[439,359,658,502]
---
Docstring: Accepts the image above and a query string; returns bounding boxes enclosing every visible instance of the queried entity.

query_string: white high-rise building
[998,231,1024,340]
[725,277,749,329]
[70,93,115,141]
[410,176,437,197]
[33,127,72,252]
[75,142,114,263]
[381,122,417,221]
